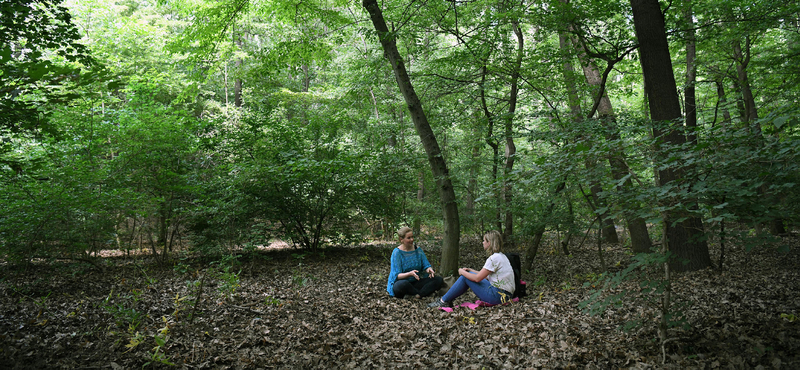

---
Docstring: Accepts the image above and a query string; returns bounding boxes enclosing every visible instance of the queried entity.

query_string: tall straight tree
[683,0,697,145]
[501,17,524,248]
[630,0,711,272]
[362,0,460,275]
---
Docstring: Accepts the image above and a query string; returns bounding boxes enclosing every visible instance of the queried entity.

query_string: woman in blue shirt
[387,227,443,299]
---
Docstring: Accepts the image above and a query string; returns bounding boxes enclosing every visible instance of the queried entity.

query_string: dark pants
[392,276,443,298]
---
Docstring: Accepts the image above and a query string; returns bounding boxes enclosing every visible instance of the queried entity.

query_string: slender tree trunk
[684,2,697,144]
[480,65,503,232]
[713,76,733,124]
[630,0,711,272]
[733,37,761,135]
[465,144,479,220]
[502,20,523,248]
[363,0,459,275]
[731,79,747,122]
[607,137,652,253]
[233,25,243,108]
[571,29,651,252]
[523,181,566,272]
[234,74,242,107]
[732,38,786,235]
[559,32,618,244]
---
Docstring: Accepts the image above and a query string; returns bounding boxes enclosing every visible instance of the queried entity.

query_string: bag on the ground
[506,252,527,299]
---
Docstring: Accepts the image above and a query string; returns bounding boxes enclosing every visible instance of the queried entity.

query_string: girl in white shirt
[428,230,515,308]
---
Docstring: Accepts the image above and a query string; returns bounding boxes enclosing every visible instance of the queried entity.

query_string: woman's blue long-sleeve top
[386,246,433,296]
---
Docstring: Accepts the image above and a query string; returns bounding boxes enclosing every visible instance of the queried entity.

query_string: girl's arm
[418,249,436,277]
[399,270,420,280]
[389,250,404,279]
[459,267,491,282]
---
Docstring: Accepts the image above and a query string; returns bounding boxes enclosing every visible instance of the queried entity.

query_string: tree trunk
[630,0,711,272]
[732,39,786,235]
[502,20,523,248]
[413,170,424,238]
[714,76,733,124]
[558,32,618,244]
[233,24,243,108]
[523,181,567,272]
[733,37,761,135]
[363,0,460,275]
[683,2,697,144]
[733,78,748,122]
[480,65,503,232]
[465,144,479,220]
[571,29,651,252]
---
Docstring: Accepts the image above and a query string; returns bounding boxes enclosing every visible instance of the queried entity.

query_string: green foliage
[0,0,98,137]
[264,296,281,306]
[2,0,798,279]
[185,99,406,251]
[144,316,175,368]
[212,254,241,300]
[291,262,314,288]
[33,291,52,312]
[103,290,145,331]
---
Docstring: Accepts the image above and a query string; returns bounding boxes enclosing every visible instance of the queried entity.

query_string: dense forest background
[1,0,800,367]
[3,0,800,267]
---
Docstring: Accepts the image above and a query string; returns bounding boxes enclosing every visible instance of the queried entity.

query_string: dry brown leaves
[0,236,798,369]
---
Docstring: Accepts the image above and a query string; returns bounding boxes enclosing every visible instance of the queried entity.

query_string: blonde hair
[484,230,503,254]
[397,226,413,240]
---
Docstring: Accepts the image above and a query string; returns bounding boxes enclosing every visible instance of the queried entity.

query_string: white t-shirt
[482,253,515,294]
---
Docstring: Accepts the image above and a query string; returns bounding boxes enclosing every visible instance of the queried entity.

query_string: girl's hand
[426,267,435,278]
[406,270,420,280]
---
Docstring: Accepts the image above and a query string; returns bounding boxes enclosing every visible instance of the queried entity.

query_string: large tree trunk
[363,0,460,275]
[630,0,711,272]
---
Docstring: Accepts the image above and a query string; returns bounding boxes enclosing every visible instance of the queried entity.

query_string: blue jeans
[441,272,509,305]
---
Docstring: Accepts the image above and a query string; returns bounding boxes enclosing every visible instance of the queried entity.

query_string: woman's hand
[402,270,420,280]
[460,267,490,282]
[426,267,435,278]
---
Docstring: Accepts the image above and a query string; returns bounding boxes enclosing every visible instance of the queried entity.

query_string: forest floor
[1,234,799,369]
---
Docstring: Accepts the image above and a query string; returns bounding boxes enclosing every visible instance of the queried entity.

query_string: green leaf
[0,46,11,63]
[774,115,789,129]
